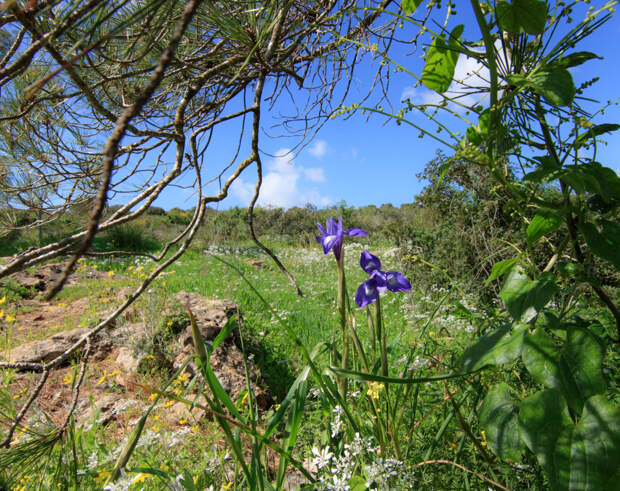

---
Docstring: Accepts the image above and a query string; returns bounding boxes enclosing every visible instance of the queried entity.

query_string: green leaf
[486,257,518,285]
[530,68,576,107]
[527,211,563,245]
[575,123,620,149]
[519,389,572,488]
[349,475,367,491]
[558,325,606,414]
[555,396,620,490]
[499,266,558,322]
[460,324,527,371]
[422,24,464,93]
[401,0,423,15]
[562,162,620,202]
[479,383,525,461]
[496,0,548,34]
[579,220,620,270]
[521,327,563,388]
[552,51,602,69]
[522,325,606,415]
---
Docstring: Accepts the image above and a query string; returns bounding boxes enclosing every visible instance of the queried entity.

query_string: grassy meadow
[0,234,546,490]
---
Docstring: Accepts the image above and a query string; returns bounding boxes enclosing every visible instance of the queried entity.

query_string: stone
[4,328,91,365]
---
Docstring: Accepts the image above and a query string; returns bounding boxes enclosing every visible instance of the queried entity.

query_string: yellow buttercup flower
[481,430,488,448]
[107,270,115,277]
[367,382,384,400]
[0,295,6,304]
[131,473,149,484]
[94,470,110,484]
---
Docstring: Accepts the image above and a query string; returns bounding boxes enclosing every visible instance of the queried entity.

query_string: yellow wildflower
[162,281,167,287]
[131,473,149,485]
[221,481,233,490]
[151,425,160,432]
[448,440,458,454]
[51,324,60,329]
[128,265,134,271]
[167,321,173,327]
[4,314,16,322]
[101,298,110,304]
[164,400,174,408]
[481,430,488,448]
[367,382,384,400]
[149,393,158,401]
[0,309,4,319]
[94,470,110,484]
[0,295,6,304]
[179,418,187,425]
[107,270,115,277]
[63,374,73,384]
[96,374,107,385]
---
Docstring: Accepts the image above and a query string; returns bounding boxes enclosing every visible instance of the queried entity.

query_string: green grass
[4,243,616,490]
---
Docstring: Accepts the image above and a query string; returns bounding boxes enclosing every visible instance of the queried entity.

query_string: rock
[3,327,115,367]
[174,338,272,410]
[174,291,238,342]
[168,395,209,423]
[4,328,91,365]
[116,347,140,373]
[8,263,80,296]
[77,394,139,428]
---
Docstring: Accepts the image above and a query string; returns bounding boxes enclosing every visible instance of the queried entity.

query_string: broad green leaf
[574,123,620,149]
[522,325,605,415]
[529,68,576,107]
[499,266,558,322]
[558,325,606,414]
[562,162,620,202]
[519,389,572,488]
[496,0,548,34]
[521,327,562,388]
[422,24,464,93]
[460,324,526,371]
[401,0,423,15]
[479,382,525,461]
[579,220,620,270]
[527,211,563,245]
[486,257,518,285]
[349,475,367,491]
[555,395,620,490]
[552,51,602,69]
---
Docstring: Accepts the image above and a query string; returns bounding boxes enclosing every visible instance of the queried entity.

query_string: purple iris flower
[355,251,411,307]
[316,216,367,260]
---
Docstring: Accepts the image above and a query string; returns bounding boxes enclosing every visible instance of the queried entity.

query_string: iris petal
[355,278,378,307]
[360,251,382,274]
[385,271,411,292]
[345,228,368,237]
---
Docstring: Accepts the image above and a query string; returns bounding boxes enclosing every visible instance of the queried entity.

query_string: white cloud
[303,167,326,182]
[230,148,331,208]
[308,140,328,158]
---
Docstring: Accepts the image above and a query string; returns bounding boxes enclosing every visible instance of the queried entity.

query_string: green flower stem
[374,295,388,377]
[367,307,376,353]
[337,252,348,398]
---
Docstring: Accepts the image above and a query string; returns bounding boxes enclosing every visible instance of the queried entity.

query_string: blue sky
[147,2,620,211]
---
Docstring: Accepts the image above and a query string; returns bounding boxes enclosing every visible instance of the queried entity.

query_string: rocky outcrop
[4,327,113,365]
